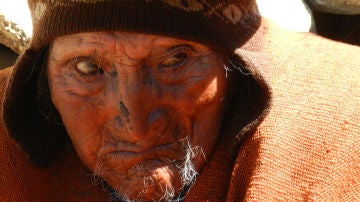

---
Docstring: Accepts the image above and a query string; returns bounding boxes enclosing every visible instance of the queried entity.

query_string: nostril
[147,108,165,124]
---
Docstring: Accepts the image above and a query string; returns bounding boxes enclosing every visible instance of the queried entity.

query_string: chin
[93,140,202,201]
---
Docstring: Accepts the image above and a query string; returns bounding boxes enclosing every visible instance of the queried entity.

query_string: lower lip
[105,142,183,165]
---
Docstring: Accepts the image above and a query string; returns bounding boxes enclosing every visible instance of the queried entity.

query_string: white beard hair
[102,139,205,202]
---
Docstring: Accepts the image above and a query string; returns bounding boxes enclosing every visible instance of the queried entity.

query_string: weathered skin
[47,32,232,200]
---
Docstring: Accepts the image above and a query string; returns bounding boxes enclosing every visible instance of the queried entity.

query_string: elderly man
[0,0,359,201]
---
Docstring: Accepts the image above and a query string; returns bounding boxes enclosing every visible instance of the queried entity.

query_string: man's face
[47,32,230,201]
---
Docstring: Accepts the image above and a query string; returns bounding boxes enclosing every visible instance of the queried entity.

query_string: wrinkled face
[47,32,231,201]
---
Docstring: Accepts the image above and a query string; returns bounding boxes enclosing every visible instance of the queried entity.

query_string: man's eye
[75,59,104,75]
[160,52,187,68]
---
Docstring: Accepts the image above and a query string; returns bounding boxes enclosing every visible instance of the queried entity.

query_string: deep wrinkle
[119,101,130,121]
[47,31,232,201]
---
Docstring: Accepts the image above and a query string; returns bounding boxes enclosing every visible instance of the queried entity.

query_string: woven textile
[26,0,259,51]
[0,19,359,201]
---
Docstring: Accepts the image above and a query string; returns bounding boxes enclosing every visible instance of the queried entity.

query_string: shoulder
[263,20,360,70]
[234,21,360,201]
[262,20,360,126]
[263,21,360,127]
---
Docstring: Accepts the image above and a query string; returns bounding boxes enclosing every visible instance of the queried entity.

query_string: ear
[2,48,69,167]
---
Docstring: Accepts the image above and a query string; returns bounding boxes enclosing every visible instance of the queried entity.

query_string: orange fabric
[187,20,360,201]
[0,69,109,201]
[1,20,360,201]
[236,21,360,201]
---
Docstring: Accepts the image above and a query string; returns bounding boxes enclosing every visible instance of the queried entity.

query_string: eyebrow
[57,34,110,47]
[165,44,195,53]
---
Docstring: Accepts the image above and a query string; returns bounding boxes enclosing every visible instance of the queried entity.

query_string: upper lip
[100,142,185,170]
[108,141,182,157]
[101,119,188,155]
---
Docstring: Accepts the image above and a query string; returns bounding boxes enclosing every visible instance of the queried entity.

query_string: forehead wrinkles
[52,32,160,61]
[51,32,208,62]
[112,32,158,60]
[51,33,116,57]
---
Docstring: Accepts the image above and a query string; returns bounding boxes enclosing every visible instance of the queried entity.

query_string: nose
[109,68,165,142]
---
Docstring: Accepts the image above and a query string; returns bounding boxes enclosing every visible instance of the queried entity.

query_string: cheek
[48,72,105,169]
[194,77,221,106]
[171,58,227,114]
[59,102,104,168]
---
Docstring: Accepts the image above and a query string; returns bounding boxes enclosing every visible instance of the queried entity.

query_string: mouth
[99,118,190,171]
[93,138,200,201]
[91,115,195,200]
[100,141,186,172]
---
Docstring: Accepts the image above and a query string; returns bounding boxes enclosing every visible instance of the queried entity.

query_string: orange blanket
[1,19,359,201]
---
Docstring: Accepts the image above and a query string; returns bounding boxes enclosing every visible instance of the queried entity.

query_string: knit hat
[3,0,270,166]
[27,0,260,52]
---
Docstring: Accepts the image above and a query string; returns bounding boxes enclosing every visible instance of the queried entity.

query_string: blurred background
[0,0,359,68]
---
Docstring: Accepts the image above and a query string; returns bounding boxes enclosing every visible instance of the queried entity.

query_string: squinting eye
[75,59,104,75]
[160,52,187,68]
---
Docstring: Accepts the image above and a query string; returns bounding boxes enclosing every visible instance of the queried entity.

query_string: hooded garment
[0,1,360,201]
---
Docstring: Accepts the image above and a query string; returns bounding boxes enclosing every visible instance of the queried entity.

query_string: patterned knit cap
[2,0,263,166]
[27,0,260,52]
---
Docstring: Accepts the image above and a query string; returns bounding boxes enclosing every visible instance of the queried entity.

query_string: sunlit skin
[47,31,233,200]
